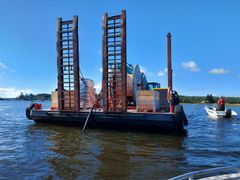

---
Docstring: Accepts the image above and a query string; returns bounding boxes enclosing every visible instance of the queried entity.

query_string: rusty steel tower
[57,16,80,111]
[102,10,127,112]
[167,32,173,91]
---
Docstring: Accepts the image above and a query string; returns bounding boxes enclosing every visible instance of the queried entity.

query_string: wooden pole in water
[82,105,94,134]
[167,32,173,91]
[82,89,102,133]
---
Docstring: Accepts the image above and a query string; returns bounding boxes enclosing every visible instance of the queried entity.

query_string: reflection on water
[0,101,240,179]
[30,123,185,179]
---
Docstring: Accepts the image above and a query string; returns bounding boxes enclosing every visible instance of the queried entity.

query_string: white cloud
[139,65,146,74]
[182,61,200,72]
[158,68,176,77]
[94,81,102,93]
[147,72,153,77]
[209,68,229,74]
[139,65,153,77]
[158,67,169,77]
[0,62,7,69]
[157,70,164,77]
[99,67,103,72]
[0,87,32,98]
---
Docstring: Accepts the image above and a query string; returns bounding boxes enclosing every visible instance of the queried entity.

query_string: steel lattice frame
[57,16,80,111]
[102,10,127,112]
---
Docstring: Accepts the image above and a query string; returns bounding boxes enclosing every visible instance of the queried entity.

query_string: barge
[26,104,187,133]
[26,10,188,134]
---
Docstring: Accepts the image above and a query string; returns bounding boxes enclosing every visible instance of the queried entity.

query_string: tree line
[179,94,240,104]
[16,92,51,101]
[1,93,240,104]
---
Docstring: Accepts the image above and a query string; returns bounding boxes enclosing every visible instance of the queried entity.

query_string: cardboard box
[51,91,58,110]
[136,90,160,112]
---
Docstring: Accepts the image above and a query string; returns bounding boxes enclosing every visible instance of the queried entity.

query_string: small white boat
[204,106,237,119]
[169,166,240,180]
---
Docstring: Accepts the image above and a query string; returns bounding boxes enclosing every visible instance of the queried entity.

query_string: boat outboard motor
[225,109,232,118]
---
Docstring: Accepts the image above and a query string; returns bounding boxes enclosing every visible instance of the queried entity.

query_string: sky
[0,0,240,97]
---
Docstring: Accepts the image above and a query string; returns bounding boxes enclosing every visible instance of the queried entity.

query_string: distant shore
[180,95,240,105]
[181,102,240,106]
[1,99,240,107]
[1,94,240,106]
[0,98,50,101]
[226,103,240,107]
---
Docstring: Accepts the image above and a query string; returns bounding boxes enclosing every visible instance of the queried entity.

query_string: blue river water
[0,100,240,179]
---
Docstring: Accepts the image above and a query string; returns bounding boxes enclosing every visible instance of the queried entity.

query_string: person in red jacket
[217,96,225,111]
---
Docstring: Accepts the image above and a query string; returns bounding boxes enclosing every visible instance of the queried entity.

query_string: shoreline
[1,99,240,106]
[181,103,240,106]
[226,104,240,107]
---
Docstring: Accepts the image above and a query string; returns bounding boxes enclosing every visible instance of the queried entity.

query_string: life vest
[217,98,225,106]
[34,103,42,110]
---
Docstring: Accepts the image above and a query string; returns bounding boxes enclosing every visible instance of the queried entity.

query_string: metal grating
[57,16,80,111]
[102,10,127,112]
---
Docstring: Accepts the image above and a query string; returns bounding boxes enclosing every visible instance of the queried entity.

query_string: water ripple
[0,101,240,179]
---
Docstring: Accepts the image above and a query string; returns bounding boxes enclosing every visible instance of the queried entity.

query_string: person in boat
[217,96,225,111]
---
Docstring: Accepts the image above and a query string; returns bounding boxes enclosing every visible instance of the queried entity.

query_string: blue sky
[0,0,239,97]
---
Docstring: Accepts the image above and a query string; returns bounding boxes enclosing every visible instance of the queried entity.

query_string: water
[0,101,240,179]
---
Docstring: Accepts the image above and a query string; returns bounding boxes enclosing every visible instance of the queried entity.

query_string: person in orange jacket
[217,96,225,111]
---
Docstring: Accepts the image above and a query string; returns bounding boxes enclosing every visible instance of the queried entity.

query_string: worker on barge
[169,90,180,113]
[217,96,225,111]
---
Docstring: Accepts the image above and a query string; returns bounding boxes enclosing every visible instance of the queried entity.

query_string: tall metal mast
[167,32,173,91]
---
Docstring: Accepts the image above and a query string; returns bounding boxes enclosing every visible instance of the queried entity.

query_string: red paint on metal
[167,32,173,91]
[57,16,80,111]
[102,10,127,112]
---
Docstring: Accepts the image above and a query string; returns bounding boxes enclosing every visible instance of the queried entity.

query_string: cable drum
[127,74,134,97]
[132,65,141,101]
[127,65,147,102]
[140,72,148,90]
[107,64,147,104]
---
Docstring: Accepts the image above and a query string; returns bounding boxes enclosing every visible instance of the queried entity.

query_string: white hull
[204,106,237,119]
[169,166,240,180]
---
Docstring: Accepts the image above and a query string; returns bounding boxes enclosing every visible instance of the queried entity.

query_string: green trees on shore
[179,95,240,104]
[205,94,215,103]
[1,92,240,104]
[17,92,51,101]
